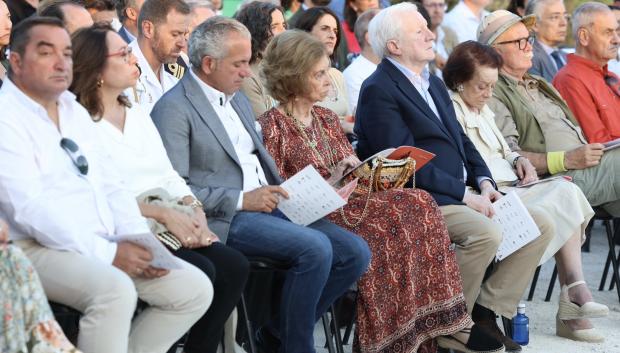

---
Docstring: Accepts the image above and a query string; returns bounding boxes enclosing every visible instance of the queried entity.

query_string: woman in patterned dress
[1,220,82,353]
[257,30,504,353]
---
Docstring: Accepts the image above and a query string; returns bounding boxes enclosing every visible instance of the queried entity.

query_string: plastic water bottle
[512,303,529,345]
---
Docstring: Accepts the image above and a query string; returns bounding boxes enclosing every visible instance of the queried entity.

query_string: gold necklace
[285,106,337,169]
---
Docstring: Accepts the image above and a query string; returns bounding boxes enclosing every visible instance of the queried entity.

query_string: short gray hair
[524,0,562,19]
[185,0,216,11]
[368,2,418,59]
[188,16,251,69]
[572,1,611,40]
[354,8,380,49]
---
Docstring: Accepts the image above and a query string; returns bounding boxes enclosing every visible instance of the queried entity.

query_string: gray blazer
[529,39,567,83]
[151,73,283,243]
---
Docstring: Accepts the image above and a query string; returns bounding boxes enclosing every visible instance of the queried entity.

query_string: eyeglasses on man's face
[60,137,89,175]
[495,35,535,50]
[106,46,134,63]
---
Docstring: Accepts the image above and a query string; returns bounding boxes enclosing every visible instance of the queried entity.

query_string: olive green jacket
[492,73,579,153]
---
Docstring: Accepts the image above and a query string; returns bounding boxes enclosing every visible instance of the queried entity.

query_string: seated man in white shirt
[126,0,190,112]
[443,0,491,43]
[343,8,380,114]
[0,17,212,353]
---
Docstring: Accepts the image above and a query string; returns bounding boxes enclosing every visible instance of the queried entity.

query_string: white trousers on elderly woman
[15,239,213,353]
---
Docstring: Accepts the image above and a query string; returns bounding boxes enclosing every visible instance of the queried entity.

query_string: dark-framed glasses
[60,137,89,175]
[106,46,133,63]
[495,35,535,50]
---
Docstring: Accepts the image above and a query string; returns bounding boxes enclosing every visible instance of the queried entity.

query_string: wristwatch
[188,199,203,210]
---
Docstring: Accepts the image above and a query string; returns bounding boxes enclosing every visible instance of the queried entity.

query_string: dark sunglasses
[60,137,89,175]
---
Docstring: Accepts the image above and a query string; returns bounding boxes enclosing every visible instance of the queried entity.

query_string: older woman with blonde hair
[258,29,504,353]
[444,40,607,343]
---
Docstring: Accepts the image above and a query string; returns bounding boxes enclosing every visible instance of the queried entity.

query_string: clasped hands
[463,180,502,218]
[114,208,218,279]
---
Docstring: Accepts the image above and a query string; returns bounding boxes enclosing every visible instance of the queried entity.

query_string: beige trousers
[16,239,213,353]
[440,205,553,318]
[564,148,620,217]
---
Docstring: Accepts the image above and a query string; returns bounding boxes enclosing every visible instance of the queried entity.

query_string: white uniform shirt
[0,79,150,263]
[343,55,377,114]
[125,40,179,113]
[189,70,268,209]
[443,1,489,44]
[94,104,193,199]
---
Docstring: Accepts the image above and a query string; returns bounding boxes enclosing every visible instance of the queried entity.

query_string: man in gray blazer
[526,0,569,81]
[151,17,370,353]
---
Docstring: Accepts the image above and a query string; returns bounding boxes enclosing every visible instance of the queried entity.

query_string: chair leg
[322,313,337,353]
[527,266,541,301]
[342,309,356,345]
[600,251,612,291]
[545,265,558,302]
[603,220,620,302]
[239,294,257,353]
[329,305,344,353]
[610,247,620,291]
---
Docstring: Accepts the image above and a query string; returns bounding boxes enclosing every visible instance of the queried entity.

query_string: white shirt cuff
[236,191,244,211]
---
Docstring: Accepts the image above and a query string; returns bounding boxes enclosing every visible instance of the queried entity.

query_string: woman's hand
[0,220,8,244]
[515,157,538,185]
[191,210,220,248]
[162,208,201,248]
[327,155,361,185]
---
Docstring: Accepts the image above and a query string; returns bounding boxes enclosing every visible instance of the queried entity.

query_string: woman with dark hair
[506,0,527,16]
[445,41,606,343]
[69,24,250,353]
[0,0,12,86]
[259,29,505,353]
[236,0,287,117]
[293,7,354,134]
[342,0,378,55]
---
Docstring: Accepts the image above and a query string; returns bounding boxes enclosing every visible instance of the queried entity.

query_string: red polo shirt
[553,53,620,143]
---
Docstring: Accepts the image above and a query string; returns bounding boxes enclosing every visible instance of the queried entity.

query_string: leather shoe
[472,304,522,353]
[437,324,505,353]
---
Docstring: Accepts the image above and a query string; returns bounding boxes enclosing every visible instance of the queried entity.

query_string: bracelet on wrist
[512,156,522,168]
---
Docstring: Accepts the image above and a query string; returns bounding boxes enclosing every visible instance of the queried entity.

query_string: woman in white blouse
[69,24,250,353]
[444,41,607,343]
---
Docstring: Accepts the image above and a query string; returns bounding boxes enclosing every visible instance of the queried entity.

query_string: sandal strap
[565,280,586,290]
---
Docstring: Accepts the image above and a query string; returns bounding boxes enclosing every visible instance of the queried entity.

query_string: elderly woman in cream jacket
[444,41,607,343]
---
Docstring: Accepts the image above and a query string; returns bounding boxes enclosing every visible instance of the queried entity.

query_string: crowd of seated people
[0,0,618,352]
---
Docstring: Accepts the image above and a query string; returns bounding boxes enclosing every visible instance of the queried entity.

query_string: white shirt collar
[387,57,431,90]
[537,40,558,56]
[189,69,235,107]
[1,78,77,123]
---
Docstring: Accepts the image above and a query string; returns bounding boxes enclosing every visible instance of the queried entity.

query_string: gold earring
[97,79,104,88]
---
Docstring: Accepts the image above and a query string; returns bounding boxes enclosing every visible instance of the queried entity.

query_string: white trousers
[16,239,213,353]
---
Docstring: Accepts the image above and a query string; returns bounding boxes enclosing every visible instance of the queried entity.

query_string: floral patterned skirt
[1,245,81,353]
[329,188,471,353]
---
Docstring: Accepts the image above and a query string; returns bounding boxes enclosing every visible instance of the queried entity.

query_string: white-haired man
[553,2,620,144]
[356,3,551,352]
[525,0,570,81]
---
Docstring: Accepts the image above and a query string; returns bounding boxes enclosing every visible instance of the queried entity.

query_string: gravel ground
[314,221,620,353]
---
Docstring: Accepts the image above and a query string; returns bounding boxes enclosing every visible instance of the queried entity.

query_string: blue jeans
[226,211,370,353]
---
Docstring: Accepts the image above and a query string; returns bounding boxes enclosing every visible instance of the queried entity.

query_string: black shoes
[472,303,522,353]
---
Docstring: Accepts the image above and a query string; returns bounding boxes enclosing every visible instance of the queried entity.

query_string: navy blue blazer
[354,58,494,206]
